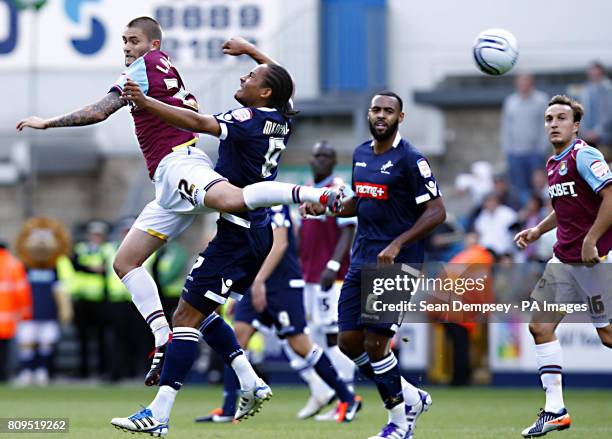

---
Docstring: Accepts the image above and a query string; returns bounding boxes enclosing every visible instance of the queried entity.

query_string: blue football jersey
[350,134,441,265]
[215,107,291,227]
[266,205,303,291]
[27,268,59,321]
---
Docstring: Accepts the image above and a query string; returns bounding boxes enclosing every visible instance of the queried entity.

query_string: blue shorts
[235,286,307,339]
[182,218,273,315]
[338,266,402,336]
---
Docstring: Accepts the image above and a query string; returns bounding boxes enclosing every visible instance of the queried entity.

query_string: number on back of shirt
[261,137,286,178]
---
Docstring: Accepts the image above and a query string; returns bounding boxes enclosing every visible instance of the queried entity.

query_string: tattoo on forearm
[47,93,126,128]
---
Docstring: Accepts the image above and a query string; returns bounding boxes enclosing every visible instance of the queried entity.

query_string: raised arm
[16,92,126,131]
[122,79,221,136]
[222,37,278,66]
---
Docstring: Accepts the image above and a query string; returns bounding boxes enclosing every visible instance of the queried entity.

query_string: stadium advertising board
[0,0,280,69]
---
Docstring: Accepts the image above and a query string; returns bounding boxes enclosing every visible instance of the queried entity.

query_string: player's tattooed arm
[16,92,126,131]
[122,79,221,136]
[222,37,278,66]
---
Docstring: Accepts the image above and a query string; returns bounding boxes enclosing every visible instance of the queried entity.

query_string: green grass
[0,384,610,438]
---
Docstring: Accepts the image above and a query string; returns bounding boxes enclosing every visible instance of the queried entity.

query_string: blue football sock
[159,327,201,391]
[371,353,404,409]
[199,313,243,365]
[308,346,353,403]
[352,352,375,381]
[222,364,239,415]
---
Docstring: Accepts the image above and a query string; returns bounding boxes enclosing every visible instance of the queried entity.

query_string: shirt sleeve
[408,153,442,205]
[576,147,612,193]
[270,205,290,230]
[110,56,149,95]
[215,108,256,142]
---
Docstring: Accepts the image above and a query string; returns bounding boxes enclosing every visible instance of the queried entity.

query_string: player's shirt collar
[314,175,335,188]
[551,139,580,161]
[370,132,402,149]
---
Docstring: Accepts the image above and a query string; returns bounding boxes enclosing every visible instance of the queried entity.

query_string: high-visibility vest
[0,249,32,339]
[154,242,188,299]
[71,242,107,301]
[103,242,156,303]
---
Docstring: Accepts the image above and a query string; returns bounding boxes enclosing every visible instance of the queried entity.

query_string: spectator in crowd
[517,194,545,262]
[0,241,31,382]
[473,193,519,258]
[13,217,73,386]
[72,220,109,378]
[530,168,549,203]
[424,215,464,262]
[500,73,549,203]
[104,218,152,382]
[580,61,612,146]
[454,161,494,207]
[465,172,521,232]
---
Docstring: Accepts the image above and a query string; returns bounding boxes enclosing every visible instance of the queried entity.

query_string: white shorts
[17,321,60,346]
[133,147,227,241]
[531,255,612,328]
[304,282,341,333]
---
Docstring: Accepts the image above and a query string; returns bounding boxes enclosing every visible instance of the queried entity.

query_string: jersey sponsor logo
[231,108,253,122]
[380,160,394,174]
[559,160,568,176]
[590,160,610,179]
[355,162,367,167]
[417,159,432,178]
[548,181,577,198]
[354,182,388,199]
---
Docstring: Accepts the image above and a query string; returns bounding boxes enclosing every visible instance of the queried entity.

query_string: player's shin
[371,353,407,430]
[121,266,170,347]
[199,313,258,390]
[151,327,201,421]
[535,340,565,413]
[242,182,331,209]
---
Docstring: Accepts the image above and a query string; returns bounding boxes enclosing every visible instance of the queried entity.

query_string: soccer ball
[472,28,519,75]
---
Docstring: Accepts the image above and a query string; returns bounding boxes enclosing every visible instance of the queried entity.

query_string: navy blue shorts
[182,218,273,315]
[235,286,307,339]
[338,266,401,336]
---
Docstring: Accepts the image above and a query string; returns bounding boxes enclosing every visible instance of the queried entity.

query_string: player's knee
[204,184,245,212]
[112,255,139,279]
[338,333,360,359]
[528,322,553,342]
[597,327,612,349]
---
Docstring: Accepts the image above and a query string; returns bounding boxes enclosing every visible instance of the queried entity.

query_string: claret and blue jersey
[350,133,441,266]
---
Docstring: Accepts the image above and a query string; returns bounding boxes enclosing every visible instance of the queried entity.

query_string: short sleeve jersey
[546,139,612,262]
[350,134,441,266]
[110,50,199,177]
[266,205,303,290]
[215,107,291,227]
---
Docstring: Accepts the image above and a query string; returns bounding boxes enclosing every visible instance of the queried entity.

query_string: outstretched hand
[16,116,48,131]
[513,227,541,249]
[299,202,326,217]
[222,37,254,57]
[122,78,147,107]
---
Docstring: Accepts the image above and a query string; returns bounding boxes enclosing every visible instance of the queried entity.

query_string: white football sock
[242,182,327,209]
[326,345,356,388]
[149,385,178,422]
[122,267,170,347]
[230,353,259,391]
[401,376,421,406]
[535,340,565,413]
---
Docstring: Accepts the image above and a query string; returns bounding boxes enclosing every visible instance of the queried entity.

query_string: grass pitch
[0,384,610,438]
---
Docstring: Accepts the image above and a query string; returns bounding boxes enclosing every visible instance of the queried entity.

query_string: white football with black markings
[473,28,519,75]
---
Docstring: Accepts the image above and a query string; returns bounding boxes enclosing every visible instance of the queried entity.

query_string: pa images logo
[65,0,106,55]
